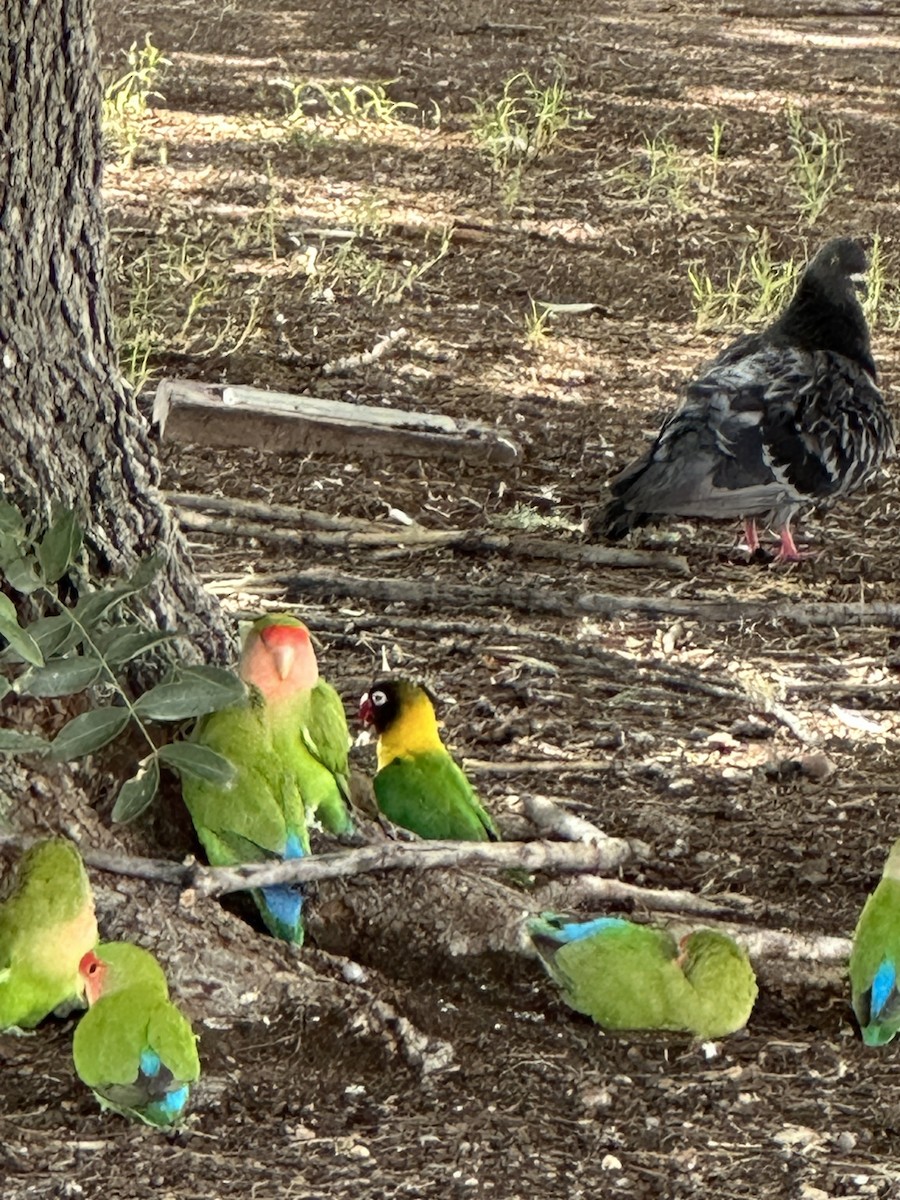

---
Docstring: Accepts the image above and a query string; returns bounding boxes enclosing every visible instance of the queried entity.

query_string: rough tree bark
[0,0,230,658]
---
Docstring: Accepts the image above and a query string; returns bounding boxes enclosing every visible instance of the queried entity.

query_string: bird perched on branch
[359,677,499,841]
[591,237,895,560]
[528,914,757,1038]
[73,942,200,1126]
[849,839,900,1046]
[0,838,98,1031]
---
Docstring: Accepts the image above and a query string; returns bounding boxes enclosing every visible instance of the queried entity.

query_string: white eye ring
[371,690,387,706]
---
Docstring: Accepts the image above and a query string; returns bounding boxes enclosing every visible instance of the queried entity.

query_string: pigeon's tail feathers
[590,496,640,541]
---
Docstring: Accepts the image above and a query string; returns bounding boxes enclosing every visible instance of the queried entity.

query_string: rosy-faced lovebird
[181,618,338,943]
[73,942,200,1127]
[528,915,757,1039]
[359,677,498,841]
[0,838,98,1030]
[849,839,900,1046]
[241,615,353,837]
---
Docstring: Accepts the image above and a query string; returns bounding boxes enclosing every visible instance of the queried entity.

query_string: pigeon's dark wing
[761,349,895,501]
[594,342,894,539]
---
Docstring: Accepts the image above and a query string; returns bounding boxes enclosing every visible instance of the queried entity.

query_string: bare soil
[7,1,900,1197]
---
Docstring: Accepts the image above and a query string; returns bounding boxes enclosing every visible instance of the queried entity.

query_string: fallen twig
[176,507,688,573]
[320,327,408,376]
[199,567,900,628]
[519,794,613,844]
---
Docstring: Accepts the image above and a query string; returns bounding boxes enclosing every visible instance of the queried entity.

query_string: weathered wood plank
[152,379,520,465]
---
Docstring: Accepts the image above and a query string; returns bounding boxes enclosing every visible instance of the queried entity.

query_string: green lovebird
[849,839,900,1046]
[242,615,353,837]
[528,915,758,1039]
[182,629,311,943]
[0,838,98,1031]
[73,942,200,1127]
[358,677,499,841]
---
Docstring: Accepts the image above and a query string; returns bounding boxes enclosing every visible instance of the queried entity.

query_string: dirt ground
[8,0,900,1196]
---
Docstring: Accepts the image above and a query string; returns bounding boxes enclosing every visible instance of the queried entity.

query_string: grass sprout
[102,34,170,166]
[786,106,846,225]
[688,231,800,329]
[470,72,587,176]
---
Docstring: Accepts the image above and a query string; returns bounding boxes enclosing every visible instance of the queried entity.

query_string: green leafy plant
[110,225,260,395]
[785,106,846,225]
[470,72,587,177]
[277,78,418,128]
[0,505,242,823]
[610,121,728,210]
[319,226,452,304]
[688,232,800,330]
[863,233,900,332]
[102,34,171,166]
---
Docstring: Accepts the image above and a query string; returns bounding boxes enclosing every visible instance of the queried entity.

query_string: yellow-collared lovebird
[528,914,757,1039]
[73,942,200,1127]
[359,677,498,841]
[850,839,900,1046]
[0,838,98,1031]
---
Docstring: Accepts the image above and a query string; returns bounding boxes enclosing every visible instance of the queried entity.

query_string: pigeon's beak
[850,271,868,298]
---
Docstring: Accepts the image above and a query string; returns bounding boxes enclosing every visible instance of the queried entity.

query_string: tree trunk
[0,0,230,660]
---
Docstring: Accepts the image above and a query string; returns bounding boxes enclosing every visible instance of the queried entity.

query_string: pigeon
[591,238,895,560]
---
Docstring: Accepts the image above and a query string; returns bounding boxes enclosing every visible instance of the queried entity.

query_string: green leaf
[49,706,131,761]
[0,596,43,666]
[129,551,167,591]
[133,668,245,721]
[99,627,178,666]
[0,728,49,754]
[27,614,80,658]
[157,741,237,785]
[111,755,161,823]
[0,678,11,702]
[0,502,25,537]
[16,656,103,698]
[74,585,136,629]
[37,510,83,583]
[2,553,42,595]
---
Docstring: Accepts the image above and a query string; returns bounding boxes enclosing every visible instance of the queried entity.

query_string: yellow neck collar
[377,690,445,768]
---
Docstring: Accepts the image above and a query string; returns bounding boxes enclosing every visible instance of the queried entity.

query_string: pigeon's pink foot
[741,518,760,554]
[773,524,817,563]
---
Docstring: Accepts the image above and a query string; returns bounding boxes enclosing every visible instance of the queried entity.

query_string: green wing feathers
[0,839,97,1030]
[850,868,900,1045]
[183,702,310,863]
[529,917,756,1039]
[374,751,498,841]
[297,680,354,835]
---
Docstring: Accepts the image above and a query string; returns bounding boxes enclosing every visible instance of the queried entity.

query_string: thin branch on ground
[177,509,688,573]
[518,793,614,844]
[198,567,900,628]
[320,326,408,376]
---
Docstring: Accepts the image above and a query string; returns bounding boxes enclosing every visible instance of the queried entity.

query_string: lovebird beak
[270,642,296,680]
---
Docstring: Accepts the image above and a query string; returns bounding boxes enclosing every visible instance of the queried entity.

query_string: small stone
[578,1085,613,1112]
[341,961,366,984]
[799,753,837,781]
[707,731,740,751]
[834,1130,857,1153]
[601,1155,622,1171]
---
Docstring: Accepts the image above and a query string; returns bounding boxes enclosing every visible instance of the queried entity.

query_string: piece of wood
[153,378,520,465]
[173,503,689,574]
[218,566,900,631]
